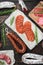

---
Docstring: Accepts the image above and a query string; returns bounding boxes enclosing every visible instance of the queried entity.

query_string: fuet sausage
[0,54,11,64]
[6,32,26,54]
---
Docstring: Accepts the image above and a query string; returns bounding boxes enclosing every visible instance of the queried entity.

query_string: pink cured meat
[4,55,11,64]
[0,54,4,59]
[38,17,43,26]
[34,13,43,17]
[0,54,11,64]
[34,8,43,17]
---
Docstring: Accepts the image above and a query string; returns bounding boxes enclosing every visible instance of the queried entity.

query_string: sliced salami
[34,8,43,17]
[0,54,11,64]
[16,15,24,34]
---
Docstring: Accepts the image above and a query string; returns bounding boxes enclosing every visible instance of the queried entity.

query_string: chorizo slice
[23,21,31,32]
[25,30,35,42]
[6,32,26,54]
[16,15,24,34]
[0,54,11,64]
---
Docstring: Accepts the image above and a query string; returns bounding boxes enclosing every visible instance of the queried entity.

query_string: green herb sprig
[0,8,16,15]
[35,26,38,44]
[0,61,5,65]
[1,24,6,47]
[10,16,14,25]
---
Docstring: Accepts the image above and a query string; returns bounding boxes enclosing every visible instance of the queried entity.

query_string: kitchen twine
[22,53,43,64]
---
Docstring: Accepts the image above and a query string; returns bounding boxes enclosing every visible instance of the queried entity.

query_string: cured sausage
[0,54,11,64]
[16,15,24,34]
[6,32,26,54]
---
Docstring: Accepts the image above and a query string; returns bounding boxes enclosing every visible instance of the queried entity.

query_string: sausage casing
[6,32,26,54]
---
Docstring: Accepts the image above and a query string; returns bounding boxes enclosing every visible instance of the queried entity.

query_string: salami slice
[0,54,5,59]
[4,55,11,64]
[34,8,42,13]
[38,17,43,26]
[16,15,24,34]
[0,54,11,64]
[34,8,43,17]
[34,13,43,17]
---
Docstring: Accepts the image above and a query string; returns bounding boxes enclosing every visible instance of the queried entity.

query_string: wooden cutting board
[29,1,43,29]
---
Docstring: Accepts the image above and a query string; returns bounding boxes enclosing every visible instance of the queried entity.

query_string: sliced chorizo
[38,17,43,26]
[25,30,35,42]
[0,54,11,64]
[16,15,24,34]
[34,8,43,17]
[23,21,31,32]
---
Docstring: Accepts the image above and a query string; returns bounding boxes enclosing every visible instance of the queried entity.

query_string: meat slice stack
[16,15,35,42]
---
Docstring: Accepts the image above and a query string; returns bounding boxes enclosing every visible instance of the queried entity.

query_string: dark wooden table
[0,0,43,65]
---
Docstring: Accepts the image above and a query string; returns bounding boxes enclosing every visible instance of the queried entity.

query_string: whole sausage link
[6,32,26,54]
